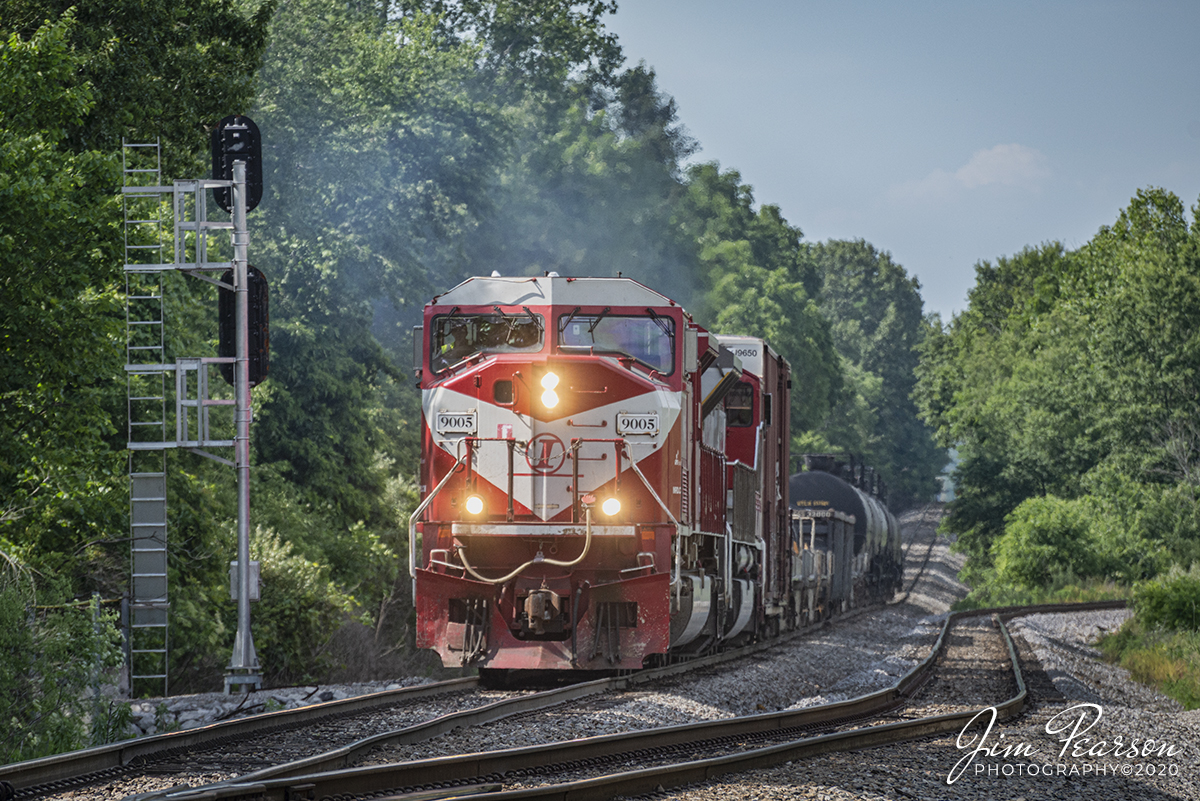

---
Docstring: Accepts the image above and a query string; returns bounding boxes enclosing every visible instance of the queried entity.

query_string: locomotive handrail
[621,441,680,529]
[408,450,471,589]
[567,436,626,522]
[621,440,686,603]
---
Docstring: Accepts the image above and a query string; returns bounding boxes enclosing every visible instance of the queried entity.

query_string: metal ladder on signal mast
[121,140,245,696]
[122,141,171,696]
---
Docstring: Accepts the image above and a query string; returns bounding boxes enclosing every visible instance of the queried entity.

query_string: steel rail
[121,600,1126,801]
[1,590,890,801]
[892,504,941,603]
[0,677,477,797]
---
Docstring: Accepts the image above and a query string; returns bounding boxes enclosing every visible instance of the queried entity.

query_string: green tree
[409,0,622,92]
[2,0,274,176]
[915,188,1200,594]
[679,163,841,445]
[0,13,124,586]
[809,240,944,508]
[709,263,841,434]
[914,242,1085,570]
[454,62,698,302]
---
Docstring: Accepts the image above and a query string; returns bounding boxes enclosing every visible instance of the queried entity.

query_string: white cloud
[954,143,1049,189]
[889,144,1050,203]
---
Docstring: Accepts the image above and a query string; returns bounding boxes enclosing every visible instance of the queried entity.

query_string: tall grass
[951,578,1131,612]
[1098,619,1200,710]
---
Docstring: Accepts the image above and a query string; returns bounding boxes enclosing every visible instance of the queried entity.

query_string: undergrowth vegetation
[1095,568,1200,710]
[0,554,127,763]
[1098,624,1200,711]
[951,577,1130,611]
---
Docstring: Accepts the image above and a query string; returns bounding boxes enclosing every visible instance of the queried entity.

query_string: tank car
[409,275,793,671]
[789,454,903,619]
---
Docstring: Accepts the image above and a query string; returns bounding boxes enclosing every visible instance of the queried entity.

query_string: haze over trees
[1,0,944,750]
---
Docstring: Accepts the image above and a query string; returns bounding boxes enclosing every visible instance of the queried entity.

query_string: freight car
[408,274,901,672]
[790,454,903,622]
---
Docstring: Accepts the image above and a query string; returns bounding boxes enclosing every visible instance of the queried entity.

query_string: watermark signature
[948,703,1184,784]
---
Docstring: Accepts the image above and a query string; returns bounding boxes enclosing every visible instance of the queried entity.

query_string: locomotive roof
[428,275,682,311]
[712,334,785,378]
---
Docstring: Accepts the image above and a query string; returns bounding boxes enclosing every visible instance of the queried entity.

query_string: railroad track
[893,503,942,603]
[0,615,897,801]
[2,609,927,801]
[3,511,949,801]
[3,506,1043,801]
[87,600,1125,801]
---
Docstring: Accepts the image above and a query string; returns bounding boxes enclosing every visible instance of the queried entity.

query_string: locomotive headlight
[464,494,485,515]
[601,497,621,516]
[540,372,560,408]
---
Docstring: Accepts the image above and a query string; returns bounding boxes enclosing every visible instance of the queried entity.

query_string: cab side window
[725,381,755,427]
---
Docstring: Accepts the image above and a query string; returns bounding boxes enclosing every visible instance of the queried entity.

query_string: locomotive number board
[616,412,659,435]
[435,411,477,435]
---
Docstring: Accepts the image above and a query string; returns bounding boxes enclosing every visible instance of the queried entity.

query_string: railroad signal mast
[121,115,268,696]
[212,115,266,694]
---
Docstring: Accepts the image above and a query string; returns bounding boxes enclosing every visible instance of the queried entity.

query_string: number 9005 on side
[616,412,658,436]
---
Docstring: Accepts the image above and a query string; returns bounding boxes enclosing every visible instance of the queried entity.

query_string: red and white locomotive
[410,274,855,672]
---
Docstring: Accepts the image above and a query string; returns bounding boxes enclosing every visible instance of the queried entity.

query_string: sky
[605,0,1200,321]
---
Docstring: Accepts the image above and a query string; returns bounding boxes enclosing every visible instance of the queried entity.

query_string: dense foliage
[2,0,943,735]
[0,13,124,588]
[916,188,1200,602]
[804,240,944,507]
[0,552,125,763]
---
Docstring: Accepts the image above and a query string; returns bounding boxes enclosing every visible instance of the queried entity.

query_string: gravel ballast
[647,610,1199,800]
[39,506,1198,801]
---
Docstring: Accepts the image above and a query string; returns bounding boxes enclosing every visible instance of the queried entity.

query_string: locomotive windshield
[558,311,675,374]
[431,312,543,373]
